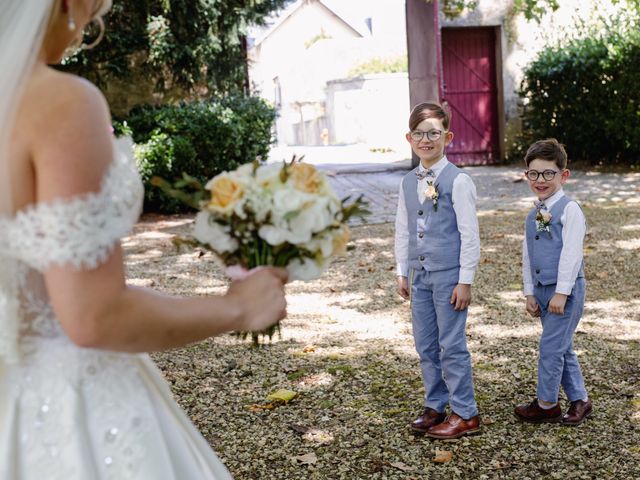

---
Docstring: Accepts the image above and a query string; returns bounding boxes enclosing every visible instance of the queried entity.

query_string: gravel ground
[123,201,640,480]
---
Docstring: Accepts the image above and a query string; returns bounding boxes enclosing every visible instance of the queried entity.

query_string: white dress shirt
[522,188,586,296]
[395,156,480,284]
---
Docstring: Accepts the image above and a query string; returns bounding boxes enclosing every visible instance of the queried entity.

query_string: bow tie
[534,200,547,211]
[416,169,435,180]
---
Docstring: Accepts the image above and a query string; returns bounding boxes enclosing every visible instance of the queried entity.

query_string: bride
[0,1,288,478]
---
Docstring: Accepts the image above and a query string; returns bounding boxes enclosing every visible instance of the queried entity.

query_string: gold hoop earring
[80,17,105,50]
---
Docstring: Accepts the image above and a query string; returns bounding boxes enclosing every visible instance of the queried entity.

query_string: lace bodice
[0,137,144,362]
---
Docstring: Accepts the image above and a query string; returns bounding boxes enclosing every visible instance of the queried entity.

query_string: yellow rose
[425,184,437,199]
[290,163,323,194]
[332,225,351,256]
[205,173,245,214]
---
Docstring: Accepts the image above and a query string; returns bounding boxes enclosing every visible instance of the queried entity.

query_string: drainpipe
[434,0,444,102]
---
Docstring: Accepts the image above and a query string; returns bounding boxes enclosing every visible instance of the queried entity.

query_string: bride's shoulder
[25,67,115,201]
[31,67,110,126]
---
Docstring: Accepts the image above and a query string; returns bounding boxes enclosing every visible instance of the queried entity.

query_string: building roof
[250,0,368,48]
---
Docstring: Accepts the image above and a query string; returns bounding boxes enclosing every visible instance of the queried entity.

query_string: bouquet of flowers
[152,159,367,342]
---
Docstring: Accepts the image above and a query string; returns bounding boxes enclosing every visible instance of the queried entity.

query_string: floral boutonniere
[535,208,552,237]
[425,181,439,212]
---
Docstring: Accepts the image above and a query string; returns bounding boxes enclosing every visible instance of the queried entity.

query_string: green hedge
[126,97,276,212]
[518,29,640,165]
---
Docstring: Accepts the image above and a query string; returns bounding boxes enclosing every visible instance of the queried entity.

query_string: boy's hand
[548,293,568,315]
[396,276,409,300]
[451,283,471,311]
[525,295,540,317]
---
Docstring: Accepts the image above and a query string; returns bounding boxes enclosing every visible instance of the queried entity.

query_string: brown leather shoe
[562,399,592,426]
[514,398,562,423]
[425,413,481,439]
[410,407,446,434]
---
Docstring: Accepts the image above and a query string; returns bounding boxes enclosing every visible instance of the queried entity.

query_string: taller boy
[395,103,481,439]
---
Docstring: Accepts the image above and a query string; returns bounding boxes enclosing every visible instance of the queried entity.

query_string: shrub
[348,56,408,78]
[518,27,640,165]
[128,96,276,212]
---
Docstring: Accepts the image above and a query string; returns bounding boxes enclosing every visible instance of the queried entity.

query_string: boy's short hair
[524,138,568,170]
[409,102,450,131]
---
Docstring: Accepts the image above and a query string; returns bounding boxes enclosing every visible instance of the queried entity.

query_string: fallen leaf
[290,424,311,434]
[389,461,416,472]
[482,416,495,425]
[244,403,275,412]
[303,344,316,353]
[433,450,453,463]
[292,452,318,465]
[267,388,298,403]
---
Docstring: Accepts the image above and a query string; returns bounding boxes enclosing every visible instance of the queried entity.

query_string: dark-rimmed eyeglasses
[525,169,560,181]
[410,129,443,142]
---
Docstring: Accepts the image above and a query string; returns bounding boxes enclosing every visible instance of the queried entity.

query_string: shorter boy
[515,138,592,425]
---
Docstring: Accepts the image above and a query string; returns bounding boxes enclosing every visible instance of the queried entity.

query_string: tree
[60,0,291,114]
[436,0,638,21]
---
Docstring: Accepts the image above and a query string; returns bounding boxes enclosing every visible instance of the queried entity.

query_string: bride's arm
[47,247,287,352]
[32,71,286,352]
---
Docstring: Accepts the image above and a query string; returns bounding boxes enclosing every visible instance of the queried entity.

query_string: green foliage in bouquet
[129,97,276,213]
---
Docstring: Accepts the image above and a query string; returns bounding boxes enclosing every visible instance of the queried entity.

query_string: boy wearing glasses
[515,138,592,425]
[395,102,481,439]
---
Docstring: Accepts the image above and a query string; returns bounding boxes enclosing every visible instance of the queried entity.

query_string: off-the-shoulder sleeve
[0,137,144,271]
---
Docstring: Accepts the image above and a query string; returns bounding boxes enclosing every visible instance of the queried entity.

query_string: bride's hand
[225,267,288,332]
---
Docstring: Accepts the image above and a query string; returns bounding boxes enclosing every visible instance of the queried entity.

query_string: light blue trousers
[535,278,588,403]
[410,267,478,419]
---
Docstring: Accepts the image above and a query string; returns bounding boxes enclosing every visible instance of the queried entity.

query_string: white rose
[270,188,308,222]
[255,163,282,187]
[286,257,328,282]
[289,197,335,236]
[303,232,334,257]
[258,224,291,246]
[193,211,238,253]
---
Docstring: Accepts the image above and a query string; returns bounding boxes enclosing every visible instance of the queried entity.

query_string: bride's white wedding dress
[0,139,232,479]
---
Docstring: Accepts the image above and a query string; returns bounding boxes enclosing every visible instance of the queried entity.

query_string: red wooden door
[441,27,499,165]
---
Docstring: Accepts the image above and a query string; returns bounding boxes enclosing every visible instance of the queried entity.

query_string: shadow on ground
[125,203,640,479]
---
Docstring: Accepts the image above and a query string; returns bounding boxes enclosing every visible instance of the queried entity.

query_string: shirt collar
[418,156,449,175]
[541,188,565,209]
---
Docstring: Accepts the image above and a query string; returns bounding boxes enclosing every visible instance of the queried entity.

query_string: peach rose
[205,173,245,214]
[332,225,351,256]
[290,163,323,194]
[425,184,438,199]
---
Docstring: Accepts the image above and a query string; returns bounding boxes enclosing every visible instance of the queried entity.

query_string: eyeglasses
[410,129,443,142]
[524,169,561,181]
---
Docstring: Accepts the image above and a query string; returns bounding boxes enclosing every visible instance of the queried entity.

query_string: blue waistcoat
[525,195,585,286]
[402,161,461,271]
